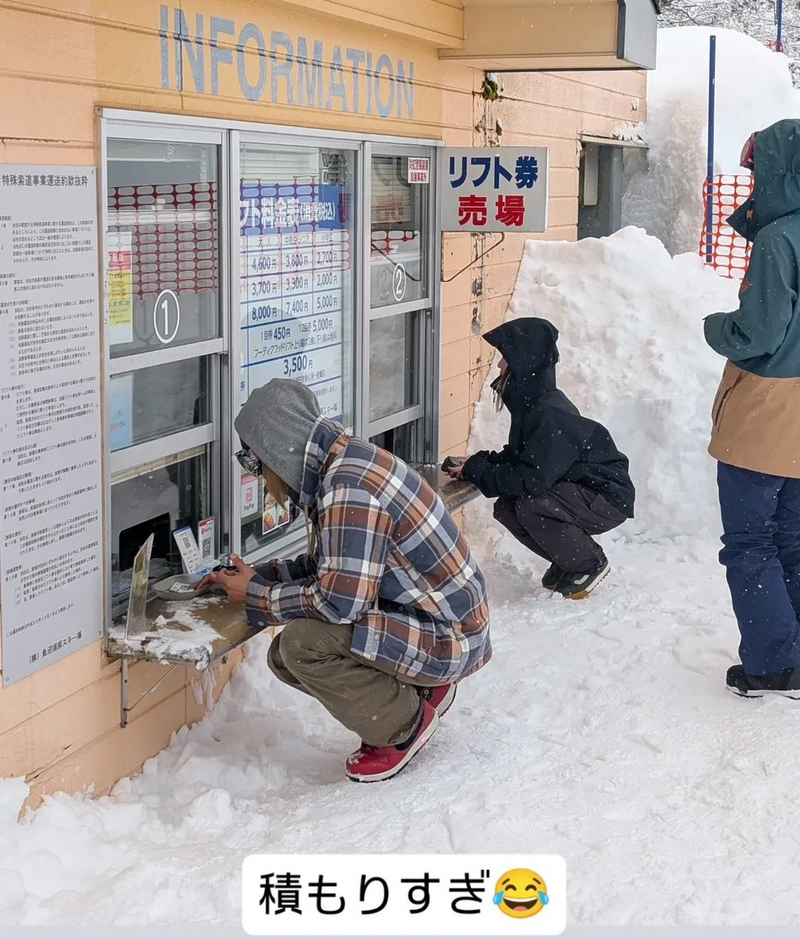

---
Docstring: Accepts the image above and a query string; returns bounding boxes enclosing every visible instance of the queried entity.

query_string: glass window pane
[370,311,421,423]
[109,358,210,451]
[239,143,355,557]
[370,155,429,309]
[110,451,210,615]
[239,471,295,558]
[107,139,221,356]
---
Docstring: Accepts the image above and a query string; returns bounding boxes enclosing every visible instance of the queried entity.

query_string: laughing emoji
[493,868,549,919]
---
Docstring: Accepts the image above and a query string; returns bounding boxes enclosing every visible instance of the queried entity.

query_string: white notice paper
[198,517,215,570]
[173,527,203,575]
[0,166,103,686]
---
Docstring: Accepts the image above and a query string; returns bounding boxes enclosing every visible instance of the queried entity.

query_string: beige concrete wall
[0,0,447,150]
[0,0,451,811]
[271,0,464,47]
[0,0,645,807]
[438,69,647,460]
[1,643,243,805]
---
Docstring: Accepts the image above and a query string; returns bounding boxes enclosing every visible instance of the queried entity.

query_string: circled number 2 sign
[392,264,407,302]
[153,289,181,344]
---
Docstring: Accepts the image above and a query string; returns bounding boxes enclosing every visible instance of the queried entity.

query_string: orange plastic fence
[699,174,753,280]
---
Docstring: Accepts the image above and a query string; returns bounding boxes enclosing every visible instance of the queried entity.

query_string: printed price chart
[240,179,350,423]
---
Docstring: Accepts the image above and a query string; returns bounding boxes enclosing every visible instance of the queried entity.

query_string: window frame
[102,119,231,623]
[364,144,440,462]
[100,110,443,627]
[231,131,362,559]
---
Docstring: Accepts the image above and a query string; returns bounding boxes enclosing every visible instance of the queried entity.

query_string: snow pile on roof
[623,27,800,256]
[467,227,739,548]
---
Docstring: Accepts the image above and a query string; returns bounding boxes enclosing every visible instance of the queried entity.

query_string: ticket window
[367,151,436,465]
[234,143,438,560]
[103,118,440,608]
[237,141,356,558]
[105,130,224,617]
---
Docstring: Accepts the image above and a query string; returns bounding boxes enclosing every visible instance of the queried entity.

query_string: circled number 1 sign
[153,289,181,344]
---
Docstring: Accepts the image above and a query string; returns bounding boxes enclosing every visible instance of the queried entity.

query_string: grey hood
[234,379,320,495]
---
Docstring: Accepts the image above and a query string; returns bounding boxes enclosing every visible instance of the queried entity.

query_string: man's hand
[196,554,257,604]
[442,456,465,480]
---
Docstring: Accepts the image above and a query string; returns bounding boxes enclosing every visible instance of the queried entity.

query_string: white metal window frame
[101,118,230,624]
[100,109,443,623]
[231,131,362,560]
[363,143,441,455]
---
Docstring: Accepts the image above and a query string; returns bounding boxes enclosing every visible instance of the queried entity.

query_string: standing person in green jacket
[706,119,800,699]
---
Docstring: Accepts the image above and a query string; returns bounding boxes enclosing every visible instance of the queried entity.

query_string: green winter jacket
[706,119,800,478]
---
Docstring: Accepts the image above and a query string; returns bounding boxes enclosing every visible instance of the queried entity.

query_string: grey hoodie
[234,379,320,494]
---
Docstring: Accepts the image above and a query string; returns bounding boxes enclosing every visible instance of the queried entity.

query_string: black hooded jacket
[461,318,635,517]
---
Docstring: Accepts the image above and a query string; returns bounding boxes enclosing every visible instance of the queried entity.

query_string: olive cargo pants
[267,619,439,747]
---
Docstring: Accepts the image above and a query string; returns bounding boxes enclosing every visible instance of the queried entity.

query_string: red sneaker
[422,683,457,717]
[345,701,439,783]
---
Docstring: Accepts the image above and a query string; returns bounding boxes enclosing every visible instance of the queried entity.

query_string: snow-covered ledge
[106,595,261,671]
[105,467,476,672]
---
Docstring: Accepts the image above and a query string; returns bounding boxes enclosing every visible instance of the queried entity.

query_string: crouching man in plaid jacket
[201,378,491,783]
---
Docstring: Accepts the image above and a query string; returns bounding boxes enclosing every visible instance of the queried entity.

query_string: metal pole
[120,659,130,728]
[777,0,784,52]
[705,35,717,265]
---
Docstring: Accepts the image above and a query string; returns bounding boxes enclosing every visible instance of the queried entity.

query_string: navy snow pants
[718,462,800,675]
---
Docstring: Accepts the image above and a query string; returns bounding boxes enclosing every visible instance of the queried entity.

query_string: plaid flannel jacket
[245,418,491,683]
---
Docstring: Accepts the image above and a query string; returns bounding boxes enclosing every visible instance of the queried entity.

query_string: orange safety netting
[699,174,753,280]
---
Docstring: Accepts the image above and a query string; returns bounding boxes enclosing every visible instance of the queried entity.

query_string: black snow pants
[493,482,626,574]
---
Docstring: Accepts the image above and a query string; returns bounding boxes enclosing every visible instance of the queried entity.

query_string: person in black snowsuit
[446,317,635,599]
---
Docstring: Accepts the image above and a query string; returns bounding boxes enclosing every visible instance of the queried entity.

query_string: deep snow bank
[623,27,800,256]
[466,227,739,550]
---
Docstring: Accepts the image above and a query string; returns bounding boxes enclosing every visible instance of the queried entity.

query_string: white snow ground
[5,547,800,926]
[4,228,800,926]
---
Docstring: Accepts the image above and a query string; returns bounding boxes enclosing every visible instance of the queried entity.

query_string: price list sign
[239,175,350,423]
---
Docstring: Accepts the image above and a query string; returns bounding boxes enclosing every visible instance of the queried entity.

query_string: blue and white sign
[440,147,550,234]
[239,177,349,421]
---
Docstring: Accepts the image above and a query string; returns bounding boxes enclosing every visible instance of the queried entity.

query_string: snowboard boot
[345,700,439,783]
[421,683,457,717]
[542,564,564,591]
[556,558,610,600]
[727,663,800,699]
